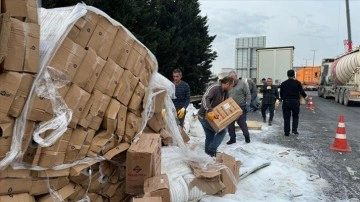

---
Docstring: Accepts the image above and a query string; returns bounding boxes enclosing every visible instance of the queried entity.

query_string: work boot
[245,137,250,143]
[226,138,236,145]
[268,121,272,126]
[263,118,266,123]
[293,131,299,135]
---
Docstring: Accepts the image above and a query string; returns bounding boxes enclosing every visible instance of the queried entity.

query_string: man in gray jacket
[227,71,251,144]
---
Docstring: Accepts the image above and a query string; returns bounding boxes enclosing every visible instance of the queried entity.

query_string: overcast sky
[199,0,360,74]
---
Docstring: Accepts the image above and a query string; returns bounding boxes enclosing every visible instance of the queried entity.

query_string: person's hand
[246,105,251,113]
[177,108,185,119]
[207,112,218,121]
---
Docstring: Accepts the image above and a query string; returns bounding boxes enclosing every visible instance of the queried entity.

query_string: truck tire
[339,89,345,105]
[335,88,340,103]
[343,90,351,106]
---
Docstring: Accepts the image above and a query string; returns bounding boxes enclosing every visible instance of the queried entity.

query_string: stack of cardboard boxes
[0,3,241,202]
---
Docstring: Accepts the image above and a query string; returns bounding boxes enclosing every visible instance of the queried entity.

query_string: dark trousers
[282,99,300,133]
[228,105,249,140]
[261,103,275,121]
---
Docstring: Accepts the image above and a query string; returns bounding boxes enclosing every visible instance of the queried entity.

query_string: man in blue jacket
[172,68,191,127]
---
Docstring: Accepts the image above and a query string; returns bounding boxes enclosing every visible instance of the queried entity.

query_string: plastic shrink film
[0,3,239,201]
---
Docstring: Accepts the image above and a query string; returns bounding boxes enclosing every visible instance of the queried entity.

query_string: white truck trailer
[318,48,360,106]
[256,46,295,86]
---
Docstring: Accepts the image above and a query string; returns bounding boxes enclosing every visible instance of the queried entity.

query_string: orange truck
[296,66,321,90]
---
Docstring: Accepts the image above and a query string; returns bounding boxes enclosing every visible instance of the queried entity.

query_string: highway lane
[247,91,360,200]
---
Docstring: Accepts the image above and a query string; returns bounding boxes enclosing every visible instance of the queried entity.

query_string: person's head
[219,76,234,91]
[266,78,273,86]
[262,78,266,83]
[172,68,183,84]
[228,71,238,81]
[287,70,295,78]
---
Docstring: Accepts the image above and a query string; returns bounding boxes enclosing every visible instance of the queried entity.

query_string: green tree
[41,0,217,95]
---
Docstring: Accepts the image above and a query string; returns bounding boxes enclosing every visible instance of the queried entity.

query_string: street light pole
[311,49,318,66]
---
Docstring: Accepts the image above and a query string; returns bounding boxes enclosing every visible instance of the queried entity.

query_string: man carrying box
[198,76,234,157]
[226,71,251,144]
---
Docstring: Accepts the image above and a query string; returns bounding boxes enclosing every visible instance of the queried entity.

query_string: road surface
[248,91,360,200]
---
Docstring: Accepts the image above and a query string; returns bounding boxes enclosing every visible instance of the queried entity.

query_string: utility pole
[311,50,318,66]
[345,0,352,52]
[303,58,311,66]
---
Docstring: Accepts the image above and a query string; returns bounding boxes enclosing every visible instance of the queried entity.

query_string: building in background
[232,36,266,82]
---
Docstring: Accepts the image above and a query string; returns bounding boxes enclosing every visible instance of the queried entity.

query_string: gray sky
[199,0,360,74]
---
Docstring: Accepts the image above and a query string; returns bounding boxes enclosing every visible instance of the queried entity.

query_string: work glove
[266,86,271,90]
[207,112,218,121]
[246,105,251,113]
[161,109,166,118]
[275,99,280,107]
[177,108,185,119]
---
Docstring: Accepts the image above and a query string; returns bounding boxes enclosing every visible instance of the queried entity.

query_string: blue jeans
[199,116,227,155]
[228,105,250,140]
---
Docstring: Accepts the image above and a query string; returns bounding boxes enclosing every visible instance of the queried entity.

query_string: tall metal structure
[345,0,352,52]
[234,36,266,80]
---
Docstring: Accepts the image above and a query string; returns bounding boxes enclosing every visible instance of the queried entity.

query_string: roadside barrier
[330,115,352,152]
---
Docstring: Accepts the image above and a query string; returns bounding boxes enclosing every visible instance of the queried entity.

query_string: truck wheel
[334,89,339,103]
[339,89,345,105]
[343,90,351,106]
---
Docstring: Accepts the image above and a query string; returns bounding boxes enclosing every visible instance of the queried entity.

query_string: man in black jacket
[260,78,279,126]
[280,70,307,136]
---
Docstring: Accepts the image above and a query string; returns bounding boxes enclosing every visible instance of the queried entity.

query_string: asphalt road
[248,91,360,201]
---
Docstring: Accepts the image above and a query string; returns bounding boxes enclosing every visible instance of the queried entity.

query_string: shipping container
[296,66,321,90]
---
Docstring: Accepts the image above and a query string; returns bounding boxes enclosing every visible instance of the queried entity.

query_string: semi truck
[318,48,360,106]
[296,66,321,90]
[256,46,295,86]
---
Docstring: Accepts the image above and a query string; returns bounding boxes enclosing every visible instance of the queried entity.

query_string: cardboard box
[0,112,14,137]
[0,177,32,195]
[0,166,31,178]
[8,73,34,117]
[0,12,11,65]
[0,193,35,202]
[124,111,142,143]
[2,17,39,73]
[87,16,118,60]
[115,103,127,140]
[1,0,38,23]
[73,47,106,93]
[103,142,130,160]
[64,84,91,128]
[128,82,145,112]
[125,40,147,76]
[0,71,22,114]
[152,88,166,114]
[131,197,162,202]
[108,25,134,68]
[139,53,156,87]
[159,129,173,146]
[79,90,111,130]
[216,153,242,195]
[27,82,70,122]
[126,133,161,195]
[144,174,170,202]
[88,130,116,156]
[64,127,94,163]
[30,177,69,195]
[146,112,165,133]
[37,151,66,168]
[113,69,139,106]
[94,58,124,97]
[102,98,120,134]
[37,182,77,202]
[208,97,243,132]
[31,168,70,178]
[49,37,86,82]
[68,11,99,48]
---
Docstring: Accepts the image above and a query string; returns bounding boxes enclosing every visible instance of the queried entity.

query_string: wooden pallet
[235,120,262,130]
